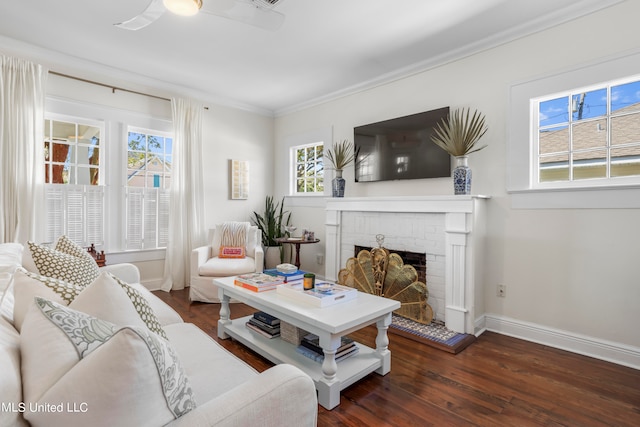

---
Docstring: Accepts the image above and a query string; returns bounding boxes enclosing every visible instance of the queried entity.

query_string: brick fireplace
[325,196,488,334]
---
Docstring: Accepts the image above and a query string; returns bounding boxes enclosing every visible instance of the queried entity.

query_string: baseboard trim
[481,314,640,370]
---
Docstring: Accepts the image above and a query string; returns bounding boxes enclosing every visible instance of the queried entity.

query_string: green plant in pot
[430,107,488,195]
[325,139,356,197]
[251,196,291,267]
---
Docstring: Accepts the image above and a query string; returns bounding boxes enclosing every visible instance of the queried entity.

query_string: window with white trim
[43,115,105,246]
[125,128,172,250]
[534,77,640,186]
[291,142,324,194]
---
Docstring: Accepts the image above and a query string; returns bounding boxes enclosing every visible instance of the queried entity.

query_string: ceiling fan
[114,0,285,32]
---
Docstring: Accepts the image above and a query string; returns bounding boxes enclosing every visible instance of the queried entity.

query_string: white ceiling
[0,0,620,115]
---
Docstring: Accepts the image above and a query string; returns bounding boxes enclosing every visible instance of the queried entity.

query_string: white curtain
[161,98,206,291]
[0,56,47,243]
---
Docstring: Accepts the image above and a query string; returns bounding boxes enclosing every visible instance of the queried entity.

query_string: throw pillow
[108,273,168,339]
[212,221,249,258]
[27,240,100,287]
[219,246,246,258]
[20,297,196,427]
[12,269,84,331]
[12,270,168,339]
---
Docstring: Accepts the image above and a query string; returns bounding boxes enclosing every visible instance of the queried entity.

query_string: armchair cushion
[211,223,258,258]
[198,256,258,277]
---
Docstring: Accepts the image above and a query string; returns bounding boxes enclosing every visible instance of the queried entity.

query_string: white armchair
[190,225,264,303]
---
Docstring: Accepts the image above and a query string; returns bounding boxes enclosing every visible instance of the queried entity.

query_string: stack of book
[234,273,284,292]
[245,311,281,339]
[295,333,358,363]
[263,268,307,284]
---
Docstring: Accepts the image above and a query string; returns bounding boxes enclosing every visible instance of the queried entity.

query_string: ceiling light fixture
[163,0,203,17]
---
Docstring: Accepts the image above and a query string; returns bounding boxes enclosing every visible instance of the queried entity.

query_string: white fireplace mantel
[325,195,488,335]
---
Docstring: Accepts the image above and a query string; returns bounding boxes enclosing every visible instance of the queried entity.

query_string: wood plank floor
[153,288,640,426]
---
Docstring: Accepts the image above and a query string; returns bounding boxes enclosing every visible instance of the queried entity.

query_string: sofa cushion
[198,256,258,277]
[20,297,196,427]
[27,240,100,287]
[0,316,29,427]
[164,323,258,404]
[13,270,168,339]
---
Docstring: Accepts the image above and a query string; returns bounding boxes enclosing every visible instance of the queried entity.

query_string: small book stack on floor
[296,333,358,363]
[245,311,281,339]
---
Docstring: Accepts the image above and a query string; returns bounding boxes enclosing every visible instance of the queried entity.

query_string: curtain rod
[49,71,171,102]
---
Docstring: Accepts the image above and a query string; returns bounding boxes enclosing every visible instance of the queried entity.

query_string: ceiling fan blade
[114,0,166,31]
[201,0,285,31]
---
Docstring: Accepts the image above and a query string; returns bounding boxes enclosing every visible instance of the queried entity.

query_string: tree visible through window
[293,142,324,194]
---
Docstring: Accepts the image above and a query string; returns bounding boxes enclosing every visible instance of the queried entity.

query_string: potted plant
[325,140,356,197]
[251,196,291,267]
[430,107,488,195]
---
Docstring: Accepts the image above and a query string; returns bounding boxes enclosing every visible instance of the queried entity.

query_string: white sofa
[190,226,264,303]
[0,243,317,427]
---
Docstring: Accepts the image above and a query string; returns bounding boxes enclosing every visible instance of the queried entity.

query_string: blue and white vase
[332,169,345,197]
[453,156,472,195]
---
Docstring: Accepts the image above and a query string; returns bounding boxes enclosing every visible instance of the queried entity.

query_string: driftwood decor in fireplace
[338,246,434,325]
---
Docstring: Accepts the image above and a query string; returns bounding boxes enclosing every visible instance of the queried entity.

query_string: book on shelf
[263,268,307,283]
[234,273,284,292]
[300,333,355,355]
[295,343,359,363]
[245,321,280,338]
[252,311,280,326]
[248,317,281,334]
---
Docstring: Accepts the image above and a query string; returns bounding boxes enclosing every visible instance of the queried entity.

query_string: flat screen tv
[354,107,451,182]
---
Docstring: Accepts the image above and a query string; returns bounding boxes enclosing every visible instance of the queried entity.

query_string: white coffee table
[214,276,401,410]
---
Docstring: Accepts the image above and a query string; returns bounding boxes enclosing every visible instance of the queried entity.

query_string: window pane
[572,119,607,150]
[539,97,568,127]
[571,89,607,121]
[611,147,640,177]
[539,153,569,182]
[148,135,164,154]
[306,147,315,161]
[128,169,145,187]
[316,145,323,159]
[52,120,75,141]
[296,163,305,178]
[296,179,305,193]
[611,80,640,113]
[573,150,606,180]
[128,152,145,169]
[539,125,568,154]
[611,113,640,145]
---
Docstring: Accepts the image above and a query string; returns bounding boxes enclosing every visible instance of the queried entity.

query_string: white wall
[274,0,640,359]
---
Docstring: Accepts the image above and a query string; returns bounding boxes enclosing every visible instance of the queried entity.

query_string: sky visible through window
[539,79,640,127]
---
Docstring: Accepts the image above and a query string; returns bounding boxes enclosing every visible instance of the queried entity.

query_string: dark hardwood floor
[154,288,640,426]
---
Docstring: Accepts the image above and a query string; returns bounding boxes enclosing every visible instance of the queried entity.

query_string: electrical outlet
[497,284,506,297]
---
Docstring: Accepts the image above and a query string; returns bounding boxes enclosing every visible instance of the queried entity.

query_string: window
[125,128,172,250]
[292,142,324,194]
[507,50,640,209]
[43,115,105,246]
[534,77,640,186]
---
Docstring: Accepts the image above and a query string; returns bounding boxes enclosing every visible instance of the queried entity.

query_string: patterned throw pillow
[20,297,196,427]
[12,268,85,331]
[219,246,246,258]
[109,274,168,340]
[27,240,100,287]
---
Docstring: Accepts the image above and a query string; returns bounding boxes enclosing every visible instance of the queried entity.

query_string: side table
[275,238,320,269]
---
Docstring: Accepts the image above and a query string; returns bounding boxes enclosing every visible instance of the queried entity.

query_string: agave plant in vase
[431,108,488,195]
[325,140,356,197]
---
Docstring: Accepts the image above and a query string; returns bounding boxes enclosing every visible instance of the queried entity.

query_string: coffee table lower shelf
[221,315,383,409]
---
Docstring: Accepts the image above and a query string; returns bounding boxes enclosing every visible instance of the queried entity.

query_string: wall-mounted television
[354,107,451,182]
